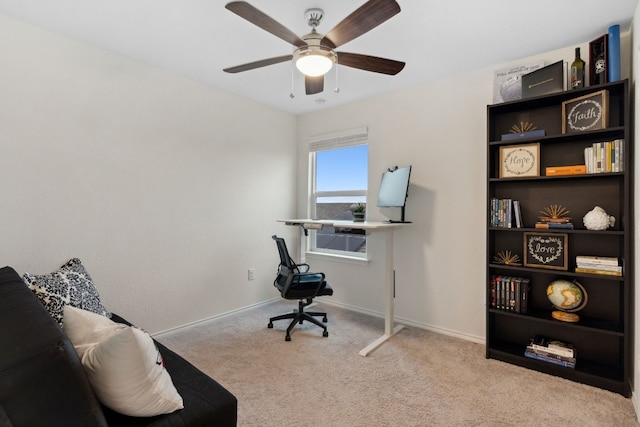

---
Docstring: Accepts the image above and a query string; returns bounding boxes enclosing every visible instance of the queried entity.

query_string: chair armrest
[297,263,310,273]
[293,272,324,283]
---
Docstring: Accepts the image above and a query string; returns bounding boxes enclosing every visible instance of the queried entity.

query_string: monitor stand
[384,206,412,223]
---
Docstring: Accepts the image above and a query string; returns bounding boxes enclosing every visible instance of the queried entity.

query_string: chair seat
[281,283,333,300]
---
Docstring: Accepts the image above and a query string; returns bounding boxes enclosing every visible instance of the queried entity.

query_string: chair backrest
[272,235,299,273]
[271,235,325,299]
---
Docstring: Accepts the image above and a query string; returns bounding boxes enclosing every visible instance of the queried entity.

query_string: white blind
[308,126,368,152]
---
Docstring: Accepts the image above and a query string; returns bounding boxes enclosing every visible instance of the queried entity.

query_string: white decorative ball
[583,206,615,230]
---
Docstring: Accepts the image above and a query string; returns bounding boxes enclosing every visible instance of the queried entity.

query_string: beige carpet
[157,300,639,427]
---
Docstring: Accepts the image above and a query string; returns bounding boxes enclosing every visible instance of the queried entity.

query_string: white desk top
[279,219,410,230]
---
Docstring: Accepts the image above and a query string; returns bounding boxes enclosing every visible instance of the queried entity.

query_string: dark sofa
[0,266,237,426]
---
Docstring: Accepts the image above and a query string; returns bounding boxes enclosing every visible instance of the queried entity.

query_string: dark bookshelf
[486,80,632,396]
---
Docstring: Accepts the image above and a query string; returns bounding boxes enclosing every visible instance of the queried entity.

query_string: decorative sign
[562,90,609,134]
[523,232,568,270]
[499,143,540,178]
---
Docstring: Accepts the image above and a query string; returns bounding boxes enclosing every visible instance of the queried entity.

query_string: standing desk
[279,219,408,356]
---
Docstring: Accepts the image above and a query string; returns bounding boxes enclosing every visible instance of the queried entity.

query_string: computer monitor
[376,165,412,223]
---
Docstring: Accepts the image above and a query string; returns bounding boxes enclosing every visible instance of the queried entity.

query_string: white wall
[297,37,631,343]
[0,14,298,333]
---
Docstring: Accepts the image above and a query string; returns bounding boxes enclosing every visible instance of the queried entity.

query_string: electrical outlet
[248,268,256,281]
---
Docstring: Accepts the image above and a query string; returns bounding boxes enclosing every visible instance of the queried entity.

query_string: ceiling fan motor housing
[305,8,324,28]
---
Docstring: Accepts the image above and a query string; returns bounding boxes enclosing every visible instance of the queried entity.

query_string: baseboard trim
[152,297,280,338]
[316,297,485,345]
[153,296,485,346]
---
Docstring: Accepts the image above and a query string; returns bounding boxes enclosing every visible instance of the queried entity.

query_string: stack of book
[489,275,530,313]
[525,336,576,368]
[584,139,624,174]
[535,217,573,229]
[575,255,622,276]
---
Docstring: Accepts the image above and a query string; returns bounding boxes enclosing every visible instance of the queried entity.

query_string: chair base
[268,298,328,341]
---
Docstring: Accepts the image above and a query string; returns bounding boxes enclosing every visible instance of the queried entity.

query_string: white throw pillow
[63,306,184,417]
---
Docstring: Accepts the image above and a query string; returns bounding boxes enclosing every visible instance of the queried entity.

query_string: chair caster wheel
[285,336,291,342]
[323,316,328,322]
[268,322,273,328]
[323,330,329,337]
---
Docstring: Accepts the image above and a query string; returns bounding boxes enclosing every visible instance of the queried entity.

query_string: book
[490,198,514,228]
[584,140,624,174]
[501,129,546,141]
[537,217,571,224]
[525,346,577,363]
[524,350,576,368]
[529,336,575,358]
[513,200,522,228]
[545,165,586,176]
[575,262,621,272]
[490,276,498,308]
[575,255,619,266]
[490,275,529,313]
[575,267,622,276]
[535,222,574,229]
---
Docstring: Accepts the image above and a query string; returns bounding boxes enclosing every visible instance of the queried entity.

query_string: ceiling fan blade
[226,2,307,48]
[305,76,324,95]
[337,52,405,75]
[322,0,401,48]
[223,55,292,73]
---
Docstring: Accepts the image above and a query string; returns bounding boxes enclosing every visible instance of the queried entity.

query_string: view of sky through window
[316,145,368,194]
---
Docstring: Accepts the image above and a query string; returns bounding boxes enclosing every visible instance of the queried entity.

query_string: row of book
[584,139,624,174]
[490,198,522,228]
[524,335,576,368]
[489,275,530,313]
[575,255,622,276]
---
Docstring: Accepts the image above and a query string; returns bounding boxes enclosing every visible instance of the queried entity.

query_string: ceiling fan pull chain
[334,58,340,93]
[290,64,296,99]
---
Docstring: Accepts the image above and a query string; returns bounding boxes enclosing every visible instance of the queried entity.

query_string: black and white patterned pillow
[23,258,111,326]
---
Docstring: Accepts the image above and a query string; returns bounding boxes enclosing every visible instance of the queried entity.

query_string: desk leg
[359,229,404,356]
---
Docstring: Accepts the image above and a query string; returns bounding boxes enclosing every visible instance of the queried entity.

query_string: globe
[546,279,588,322]
[500,75,522,102]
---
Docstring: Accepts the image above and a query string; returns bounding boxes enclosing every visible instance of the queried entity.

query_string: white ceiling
[0,0,637,115]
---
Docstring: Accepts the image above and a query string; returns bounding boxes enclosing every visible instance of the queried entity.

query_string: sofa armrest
[0,266,108,427]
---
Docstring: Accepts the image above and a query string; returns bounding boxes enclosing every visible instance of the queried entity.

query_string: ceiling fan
[223,0,405,95]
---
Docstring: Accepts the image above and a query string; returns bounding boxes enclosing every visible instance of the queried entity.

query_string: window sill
[305,251,370,265]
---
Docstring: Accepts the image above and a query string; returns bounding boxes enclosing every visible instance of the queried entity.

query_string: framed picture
[562,90,609,134]
[499,143,540,178]
[589,34,608,86]
[523,232,568,270]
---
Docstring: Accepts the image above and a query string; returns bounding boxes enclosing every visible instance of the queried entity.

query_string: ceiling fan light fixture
[294,44,336,77]
[296,54,333,77]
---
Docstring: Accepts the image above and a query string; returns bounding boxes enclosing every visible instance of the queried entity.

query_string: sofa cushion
[64,306,184,417]
[23,258,111,326]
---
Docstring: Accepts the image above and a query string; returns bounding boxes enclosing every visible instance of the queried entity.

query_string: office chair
[269,235,333,341]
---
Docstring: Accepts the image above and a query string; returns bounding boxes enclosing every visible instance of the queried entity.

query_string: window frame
[307,127,368,258]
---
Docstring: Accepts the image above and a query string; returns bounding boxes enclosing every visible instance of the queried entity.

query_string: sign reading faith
[562,89,609,134]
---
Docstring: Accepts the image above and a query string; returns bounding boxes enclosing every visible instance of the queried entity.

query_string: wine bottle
[570,47,585,89]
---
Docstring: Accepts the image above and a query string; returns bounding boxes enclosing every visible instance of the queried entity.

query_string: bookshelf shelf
[486,80,632,396]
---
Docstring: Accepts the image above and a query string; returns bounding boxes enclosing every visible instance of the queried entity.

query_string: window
[309,127,368,256]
